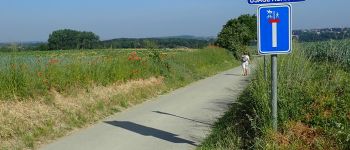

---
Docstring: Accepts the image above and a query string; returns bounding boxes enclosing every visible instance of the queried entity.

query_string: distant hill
[101,36,216,49]
[154,35,216,41]
[0,41,44,47]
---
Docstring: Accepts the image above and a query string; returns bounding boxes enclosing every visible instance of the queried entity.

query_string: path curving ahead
[40,66,253,150]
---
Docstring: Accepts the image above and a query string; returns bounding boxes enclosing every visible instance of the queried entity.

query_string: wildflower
[160,52,168,60]
[91,59,98,65]
[43,79,48,85]
[128,51,142,61]
[37,72,43,77]
[20,63,28,70]
[36,58,41,64]
[131,69,139,74]
[131,51,137,56]
[11,64,16,69]
[134,56,141,61]
[49,59,59,65]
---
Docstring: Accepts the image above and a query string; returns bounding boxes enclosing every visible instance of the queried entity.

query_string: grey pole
[271,54,278,131]
[264,56,267,80]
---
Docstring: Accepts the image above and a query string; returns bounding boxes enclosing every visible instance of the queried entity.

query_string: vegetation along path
[40,65,254,150]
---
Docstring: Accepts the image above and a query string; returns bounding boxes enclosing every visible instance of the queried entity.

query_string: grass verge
[199,42,350,150]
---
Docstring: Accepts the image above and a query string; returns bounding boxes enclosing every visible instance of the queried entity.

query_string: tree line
[101,38,213,49]
[1,30,212,51]
[293,28,350,42]
[0,30,215,51]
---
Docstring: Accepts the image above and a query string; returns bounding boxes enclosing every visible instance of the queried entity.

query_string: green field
[0,48,235,100]
[0,47,239,149]
[302,39,350,71]
[199,40,350,150]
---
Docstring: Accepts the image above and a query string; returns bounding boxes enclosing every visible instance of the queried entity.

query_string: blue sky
[0,0,349,42]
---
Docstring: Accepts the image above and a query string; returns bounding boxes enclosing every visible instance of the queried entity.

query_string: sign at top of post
[248,0,305,5]
[258,4,292,54]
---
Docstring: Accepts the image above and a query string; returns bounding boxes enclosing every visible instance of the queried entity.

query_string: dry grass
[0,77,165,149]
[0,100,60,148]
[267,121,338,150]
[53,76,164,112]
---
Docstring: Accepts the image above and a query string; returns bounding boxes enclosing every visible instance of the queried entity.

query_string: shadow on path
[152,111,212,126]
[224,73,242,76]
[105,121,197,146]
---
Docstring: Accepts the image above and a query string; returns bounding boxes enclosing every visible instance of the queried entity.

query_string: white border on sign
[257,4,292,55]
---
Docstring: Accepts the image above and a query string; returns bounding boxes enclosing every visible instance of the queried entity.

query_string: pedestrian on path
[241,53,250,76]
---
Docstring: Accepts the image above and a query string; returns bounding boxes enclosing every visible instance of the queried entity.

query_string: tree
[37,43,49,51]
[48,29,100,50]
[216,14,257,58]
[76,31,100,49]
[143,40,158,49]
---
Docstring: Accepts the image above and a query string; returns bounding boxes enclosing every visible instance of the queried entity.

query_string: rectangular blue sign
[258,4,292,54]
[248,0,305,5]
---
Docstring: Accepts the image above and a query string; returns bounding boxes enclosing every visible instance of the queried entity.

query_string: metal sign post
[258,4,292,131]
[271,54,278,130]
[249,0,304,132]
[264,56,267,80]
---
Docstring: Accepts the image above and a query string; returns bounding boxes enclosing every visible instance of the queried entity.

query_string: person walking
[241,53,250,76]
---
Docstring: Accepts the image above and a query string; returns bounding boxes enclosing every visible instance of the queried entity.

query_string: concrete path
[41,66,253,150]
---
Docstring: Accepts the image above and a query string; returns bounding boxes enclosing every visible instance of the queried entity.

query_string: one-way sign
[248,0,305,5]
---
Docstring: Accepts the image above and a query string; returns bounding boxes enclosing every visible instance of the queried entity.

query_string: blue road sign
[248,0,305,5]
[258,4,292,54]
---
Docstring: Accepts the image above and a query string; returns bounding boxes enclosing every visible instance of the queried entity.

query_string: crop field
[0,49,163,100]
[0,47,239,149]
[0,48,234,101]
[302,39,350,71]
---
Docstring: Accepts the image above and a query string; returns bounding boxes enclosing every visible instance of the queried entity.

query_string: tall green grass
[200,41,350,150]
[302,39,350,71]
[0,48,237,101]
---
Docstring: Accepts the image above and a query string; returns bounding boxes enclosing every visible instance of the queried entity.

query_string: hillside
[101,36,215,49]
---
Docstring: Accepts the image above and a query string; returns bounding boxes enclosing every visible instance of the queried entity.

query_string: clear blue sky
[0,0,349,42]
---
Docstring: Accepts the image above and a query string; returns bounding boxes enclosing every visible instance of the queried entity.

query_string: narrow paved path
[41,66,253,150]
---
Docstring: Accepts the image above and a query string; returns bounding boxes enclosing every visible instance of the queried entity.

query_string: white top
[242,55,250,63]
